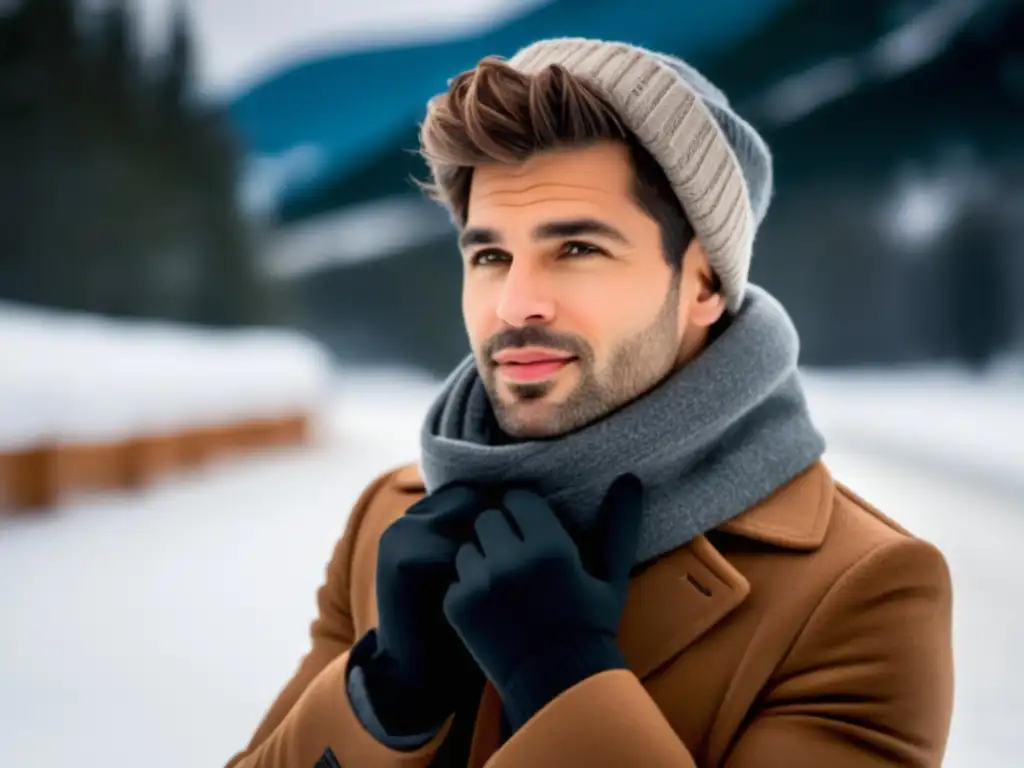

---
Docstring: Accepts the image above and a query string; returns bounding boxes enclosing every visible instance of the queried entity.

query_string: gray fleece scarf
[419,285,826,565]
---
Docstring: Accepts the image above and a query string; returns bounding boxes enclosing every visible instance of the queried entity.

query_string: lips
[492,348,577,383]
[493,349,574,365]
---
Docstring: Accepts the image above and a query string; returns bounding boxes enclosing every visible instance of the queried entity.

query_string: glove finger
[409,482,483,517]
[444,543,487,640]
[453,538,487,586]
[410,483,490,540]
[502,488,573,548]
[392,548,458,587]
[473,507,519,557]
[377,517,458,576]
[590,474,644,584]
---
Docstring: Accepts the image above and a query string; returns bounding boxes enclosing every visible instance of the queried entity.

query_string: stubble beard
[483,275,682,439]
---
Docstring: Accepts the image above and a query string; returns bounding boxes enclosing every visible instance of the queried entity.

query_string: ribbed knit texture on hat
[505,38,774,312]
[424,38,773,312]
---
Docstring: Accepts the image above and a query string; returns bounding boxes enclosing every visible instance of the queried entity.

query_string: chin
[488,375,595,438]
[495,401,565,440]
[499,397,604,440]
[501,420,564,440]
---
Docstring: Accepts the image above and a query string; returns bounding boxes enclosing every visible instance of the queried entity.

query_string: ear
[684,241,726,328]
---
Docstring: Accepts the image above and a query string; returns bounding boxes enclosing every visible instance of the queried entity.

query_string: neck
[674,313,728,370]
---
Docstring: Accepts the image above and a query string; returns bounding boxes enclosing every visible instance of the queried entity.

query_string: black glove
[349,483,487,736]
[442,475,644,731]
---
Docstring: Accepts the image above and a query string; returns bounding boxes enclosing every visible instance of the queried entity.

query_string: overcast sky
[130,0,548,96]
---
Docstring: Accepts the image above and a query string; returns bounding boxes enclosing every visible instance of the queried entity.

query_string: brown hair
[418,56,696,271]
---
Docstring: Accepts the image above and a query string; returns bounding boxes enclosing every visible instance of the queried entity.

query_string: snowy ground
[0,366,1021,767]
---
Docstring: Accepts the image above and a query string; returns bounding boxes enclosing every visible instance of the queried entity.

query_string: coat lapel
[618,534,751,679]
[619,462,834,679]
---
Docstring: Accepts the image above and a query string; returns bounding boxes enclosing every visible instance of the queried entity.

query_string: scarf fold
[419,285,826,565]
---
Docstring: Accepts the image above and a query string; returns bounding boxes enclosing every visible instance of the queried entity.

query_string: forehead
[466,141,642,227]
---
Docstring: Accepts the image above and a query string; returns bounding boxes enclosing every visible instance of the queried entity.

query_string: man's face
[460,140,721,439]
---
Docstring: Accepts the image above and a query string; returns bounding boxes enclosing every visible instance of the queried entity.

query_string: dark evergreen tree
[159,1,192,116]
[92,0,136,127]
[0,0,277,326]
[0,5,34,299]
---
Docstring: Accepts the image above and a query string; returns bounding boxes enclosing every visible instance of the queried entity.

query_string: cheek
[584,283,674,362]
[568,279,642,327]
[461,280,495,348]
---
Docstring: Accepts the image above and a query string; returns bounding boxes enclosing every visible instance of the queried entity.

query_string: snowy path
[1,374,1021,767]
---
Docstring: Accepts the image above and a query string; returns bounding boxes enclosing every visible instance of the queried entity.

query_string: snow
[0,303,334,450]
[0,366,1021,767]
[804,365,1023,495]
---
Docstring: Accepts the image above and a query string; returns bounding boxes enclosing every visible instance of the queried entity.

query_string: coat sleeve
[484,537,953,768]
[224,471,450,768]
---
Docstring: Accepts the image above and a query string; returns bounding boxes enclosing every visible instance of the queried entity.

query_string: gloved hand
[442,475,644,731]
[349,483,488,736]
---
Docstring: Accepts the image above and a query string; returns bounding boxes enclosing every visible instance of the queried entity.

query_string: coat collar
[716,461,834,550]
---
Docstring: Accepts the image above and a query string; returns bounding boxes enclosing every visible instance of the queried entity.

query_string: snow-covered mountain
[134,0,551,97]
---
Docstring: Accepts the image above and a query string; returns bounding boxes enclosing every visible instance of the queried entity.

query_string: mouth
[493,351,577,384]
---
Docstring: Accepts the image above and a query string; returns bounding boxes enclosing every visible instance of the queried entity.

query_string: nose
[495,260,556,327]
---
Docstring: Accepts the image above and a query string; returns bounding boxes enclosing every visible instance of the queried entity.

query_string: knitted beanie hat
[451,38,774,313]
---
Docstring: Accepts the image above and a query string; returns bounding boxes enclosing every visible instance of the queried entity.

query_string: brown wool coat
[226,461,954,767]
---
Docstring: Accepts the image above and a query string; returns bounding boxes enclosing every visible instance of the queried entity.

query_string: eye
[469,249,510,267]
[561,241,604,258]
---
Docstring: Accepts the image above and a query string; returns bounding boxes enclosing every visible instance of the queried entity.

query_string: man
[227,39,954,767]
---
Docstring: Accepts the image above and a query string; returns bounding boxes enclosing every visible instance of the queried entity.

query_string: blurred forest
[0,0,276,326]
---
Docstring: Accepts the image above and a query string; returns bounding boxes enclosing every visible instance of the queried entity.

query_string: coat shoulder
[710,466,950,682]
[350,462,426,538]
[391,462,427,492]
[819,477,951,614]
[771,469,950,611]
[824,474,938,560]
[833,480,914,537]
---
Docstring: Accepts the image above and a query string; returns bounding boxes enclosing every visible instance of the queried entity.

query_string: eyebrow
[458,217,632,250]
